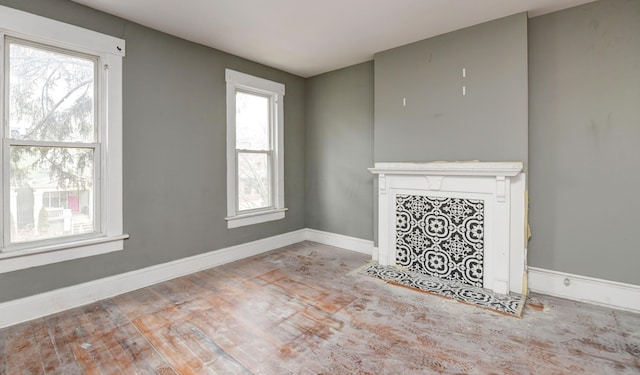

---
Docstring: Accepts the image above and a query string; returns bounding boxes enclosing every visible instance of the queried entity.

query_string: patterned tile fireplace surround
[369,162,526,295]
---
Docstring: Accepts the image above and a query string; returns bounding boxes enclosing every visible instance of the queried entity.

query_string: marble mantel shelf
[368,161,523,177]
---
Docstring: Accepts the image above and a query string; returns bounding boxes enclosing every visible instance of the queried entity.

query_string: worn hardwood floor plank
[4,323,45,375]
[0,328,6,375]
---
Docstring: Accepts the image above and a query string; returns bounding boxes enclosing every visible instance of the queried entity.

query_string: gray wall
[305,62,374,240]
[528,0,640,284]
[0,0,306,302]
[374,13,528,165]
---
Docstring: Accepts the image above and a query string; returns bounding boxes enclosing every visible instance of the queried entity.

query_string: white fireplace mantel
[369,161,523,177]
[369,161,526,295]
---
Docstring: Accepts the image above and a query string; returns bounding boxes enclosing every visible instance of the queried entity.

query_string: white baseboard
[305,229,374,255]
[528,267,640,314]
[0,229,307,329]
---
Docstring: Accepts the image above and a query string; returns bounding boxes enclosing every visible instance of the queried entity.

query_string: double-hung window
[0,6,126,273]
[225,69,286,228]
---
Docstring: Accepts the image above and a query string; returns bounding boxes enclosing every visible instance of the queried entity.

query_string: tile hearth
[360,263,526,317]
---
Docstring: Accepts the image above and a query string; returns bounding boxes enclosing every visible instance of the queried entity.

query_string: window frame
[225,69,286,228]
[0,5,127,273]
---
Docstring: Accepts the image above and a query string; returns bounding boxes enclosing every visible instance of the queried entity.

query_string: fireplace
[369,162,526,295]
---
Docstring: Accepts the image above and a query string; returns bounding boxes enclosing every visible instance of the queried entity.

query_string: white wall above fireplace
[369,161,526,295]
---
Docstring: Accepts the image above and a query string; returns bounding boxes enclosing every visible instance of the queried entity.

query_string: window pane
[8,41,96,143]
[9,146,95,243]
[236,91,269,150]
[237,152,271,211]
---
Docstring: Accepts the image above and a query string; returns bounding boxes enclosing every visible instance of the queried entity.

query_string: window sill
[226,208,287,228]
[0,234,129,274]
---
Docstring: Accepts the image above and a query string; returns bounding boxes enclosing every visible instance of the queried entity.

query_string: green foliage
[10,214,17,238]
[38,206,49,233]
[8,41,95,191]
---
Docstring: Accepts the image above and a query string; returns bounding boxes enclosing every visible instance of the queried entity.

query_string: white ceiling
[70,0,596,77]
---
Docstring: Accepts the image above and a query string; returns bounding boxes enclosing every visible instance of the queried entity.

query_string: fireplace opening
[396,194,485,287]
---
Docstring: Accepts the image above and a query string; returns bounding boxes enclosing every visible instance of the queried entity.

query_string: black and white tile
[396,195,485,287]
[360,264,525,317]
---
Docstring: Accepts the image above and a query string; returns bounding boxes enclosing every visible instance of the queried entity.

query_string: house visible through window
[225,69,286,228]
[0,5,127,273]
[7,39,97,243]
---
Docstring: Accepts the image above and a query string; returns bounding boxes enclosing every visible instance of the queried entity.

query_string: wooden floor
[1,241,639,374]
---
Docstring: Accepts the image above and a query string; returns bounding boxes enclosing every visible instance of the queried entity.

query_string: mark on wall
[396,195,484,287]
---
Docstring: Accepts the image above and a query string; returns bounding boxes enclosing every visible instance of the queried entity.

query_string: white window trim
[225,69,286,228]
[0,5,127,273]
